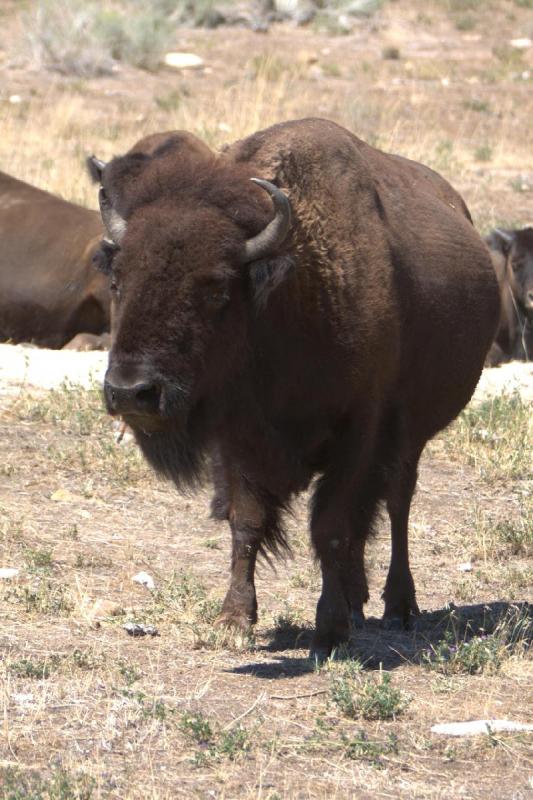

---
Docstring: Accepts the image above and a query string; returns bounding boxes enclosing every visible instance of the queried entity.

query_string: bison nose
[104,379,162,416]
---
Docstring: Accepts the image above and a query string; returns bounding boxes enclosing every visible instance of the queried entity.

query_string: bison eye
[511,259,524,273]
[205,289,229,310]
[93,239,119,276]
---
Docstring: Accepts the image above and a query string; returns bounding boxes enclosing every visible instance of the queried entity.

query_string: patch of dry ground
[0,356,531,798]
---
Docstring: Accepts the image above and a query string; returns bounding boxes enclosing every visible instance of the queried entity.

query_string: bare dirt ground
[0,347,531,799]
[0,1,532,798]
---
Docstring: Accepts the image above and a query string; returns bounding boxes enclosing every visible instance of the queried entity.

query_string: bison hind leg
[382,451,422,629]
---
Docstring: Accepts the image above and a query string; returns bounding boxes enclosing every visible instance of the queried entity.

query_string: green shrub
[330,666,408,720]
[24,0,175,76]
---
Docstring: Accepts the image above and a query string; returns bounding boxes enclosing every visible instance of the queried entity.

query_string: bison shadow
[228,600,531,679]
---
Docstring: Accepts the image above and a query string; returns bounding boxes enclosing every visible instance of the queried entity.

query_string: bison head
[89,150,293,487]
[492,227,533,319]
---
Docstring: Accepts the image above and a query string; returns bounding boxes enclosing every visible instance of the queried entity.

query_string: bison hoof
[309,644,331,665]
[381,602,420,631]
[380,614,405,631]
[309,626,350,663]
[215,610,255,632]
[350,610,366,630]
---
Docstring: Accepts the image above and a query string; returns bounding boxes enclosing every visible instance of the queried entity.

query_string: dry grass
[0,377,531,798]
[1,1,533,796]
[0,0,532,228]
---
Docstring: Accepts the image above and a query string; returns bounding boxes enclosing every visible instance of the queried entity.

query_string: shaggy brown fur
[485,227,533,365]
[0,171,109,349]
[94,118,500,657]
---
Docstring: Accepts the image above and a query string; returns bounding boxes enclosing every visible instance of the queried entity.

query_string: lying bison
[90,118,499,657]
[0,170,111,349]
[485,226,533,365]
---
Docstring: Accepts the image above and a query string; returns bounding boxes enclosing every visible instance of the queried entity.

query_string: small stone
[0,568,19,579]
[123,622,159,637]
[50,488,77,502]
[164,52,204,70]
[80,597,123,623]
[13,693,34,706]
[458,561,473,572]
[9,94,22,104]
[510,38,531,49]
[132,571,155,591]
[432,720,533,737]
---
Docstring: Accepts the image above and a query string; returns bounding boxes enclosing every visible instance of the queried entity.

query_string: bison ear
[249,255,294,308]
[87,155,106,184]
[491,228,514,255]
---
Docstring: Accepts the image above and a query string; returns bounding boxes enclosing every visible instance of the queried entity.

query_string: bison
[0,170,112,349]
[90,118,500,658]
[485,226,533,365]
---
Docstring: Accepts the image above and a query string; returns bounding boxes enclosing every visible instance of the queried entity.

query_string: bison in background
[90,118,500,658]
[485,226,533,365]
[0,170,110,350]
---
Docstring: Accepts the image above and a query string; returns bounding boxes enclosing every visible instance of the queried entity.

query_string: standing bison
[0,170,110,349]
[485,226,533,365]
[90,118,499,658]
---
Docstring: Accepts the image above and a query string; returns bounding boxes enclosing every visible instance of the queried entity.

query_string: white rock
[510,38,532,49]
[13,693,34,706]
[458,561,473,572]
[132,571,155,591]
[0,568,19,579]
[9,94,22,104]
[164,53,204,70]
[432,720,533,737]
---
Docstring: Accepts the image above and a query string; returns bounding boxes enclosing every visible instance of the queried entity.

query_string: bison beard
[132,416,207,491]
[92,118,500,659]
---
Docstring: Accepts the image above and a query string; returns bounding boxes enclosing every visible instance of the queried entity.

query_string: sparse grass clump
[3,579,73,616]
[123,571,252,650]
[118,660,142,686]
[0,767,95,800]
[10,382,146,485]
[423,631,506,675]
[422,606,531,674]
[440,393,532,482]
[25,547,54,573]
[180,711,214,745]
[9,656,60,679]
[341,730,398,764]
[329,663,408,720]
[475,144,493,162]
[474,503,533,560]
[179,712,251,764]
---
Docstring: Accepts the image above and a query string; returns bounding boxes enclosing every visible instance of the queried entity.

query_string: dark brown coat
[0,171,109,349]
[485,227,533,365]
[93,118,500,657]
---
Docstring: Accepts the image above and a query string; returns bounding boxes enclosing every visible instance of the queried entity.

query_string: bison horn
[493,228,514,245]
[99,187,127,245]
[87,155,107,184]
[243,178,291,263]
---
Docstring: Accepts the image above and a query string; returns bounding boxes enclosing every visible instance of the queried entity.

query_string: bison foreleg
[214,474,272,631]
[217,521,260,631]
